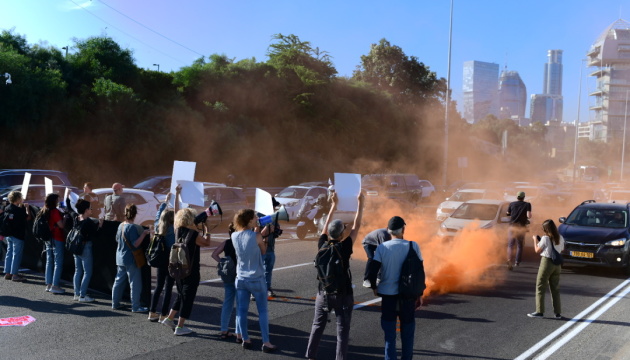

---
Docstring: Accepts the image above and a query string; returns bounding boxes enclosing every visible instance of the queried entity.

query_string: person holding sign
[3,191,31,282]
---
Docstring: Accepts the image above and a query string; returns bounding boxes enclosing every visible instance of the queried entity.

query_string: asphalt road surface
[1,222,629,360]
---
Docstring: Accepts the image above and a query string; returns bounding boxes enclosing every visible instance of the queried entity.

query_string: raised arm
[321,193,338,236]
[349,192,365,241]
[174,185,182,214]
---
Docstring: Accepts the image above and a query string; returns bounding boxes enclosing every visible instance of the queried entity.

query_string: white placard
[170,161,196,207]
[176,180,205,207]
[44,177,53,197]
[255,188,274,215]
[21,172,31,200]
[334,173,361,212]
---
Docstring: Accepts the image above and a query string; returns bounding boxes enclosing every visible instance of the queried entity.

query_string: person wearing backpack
[306,192,364,360]
[71,199,103,302]
[367,216,425,360]
[211,222,240,341]
[160,207,210,336]
[112,204,151,312]
[3,191,31,282]
[41,193,67,293]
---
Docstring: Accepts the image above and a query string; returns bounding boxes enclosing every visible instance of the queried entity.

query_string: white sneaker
[362,280,371,288]
[73,294,80,301]
[174,326,193,336]
[49,286,65,294]
[79,296,95,303]
[161,318,176,330]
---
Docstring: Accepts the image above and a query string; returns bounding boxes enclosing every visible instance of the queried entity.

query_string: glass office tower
[463,60,499,123]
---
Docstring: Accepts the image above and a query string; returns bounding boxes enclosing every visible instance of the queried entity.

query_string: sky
[0,0,628,124]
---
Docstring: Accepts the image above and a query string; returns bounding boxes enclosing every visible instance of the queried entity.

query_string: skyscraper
[462,60,499,124]
[544,50,563,96]
[498,69,527,119]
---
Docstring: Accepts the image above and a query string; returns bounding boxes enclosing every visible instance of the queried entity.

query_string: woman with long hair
[528,219,565,319]
[42,193,66,294]
[72,199,103,302]
[211,222,240,341]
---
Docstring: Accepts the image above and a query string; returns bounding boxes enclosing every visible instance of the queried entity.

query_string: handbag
[549,241,564,266]
[122,225,147,268]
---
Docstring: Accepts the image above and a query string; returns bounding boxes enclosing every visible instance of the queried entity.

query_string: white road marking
[353,297,382,309]
[514,278,630,360]
[198,262,312,285]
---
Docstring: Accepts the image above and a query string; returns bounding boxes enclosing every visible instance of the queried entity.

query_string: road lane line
[353,297,381,310]
[514,278,630,360]
[198,262,312,285]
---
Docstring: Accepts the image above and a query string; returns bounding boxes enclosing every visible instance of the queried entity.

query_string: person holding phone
[528,219,564,319]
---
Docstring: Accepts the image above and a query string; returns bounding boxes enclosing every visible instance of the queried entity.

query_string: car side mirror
[559,217,566,224]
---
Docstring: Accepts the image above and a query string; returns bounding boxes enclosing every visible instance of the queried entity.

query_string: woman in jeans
[42,193,66,294]
[72,199,103,302]
[528,219,565,319]
[211,223,239,340]
[112,204,150,312]
[3,190,31,282]
[148,192,177,322]
[232,209,277,352]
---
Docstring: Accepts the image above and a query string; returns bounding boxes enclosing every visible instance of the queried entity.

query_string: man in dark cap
[506,191,532,270]
[368,216,424,360]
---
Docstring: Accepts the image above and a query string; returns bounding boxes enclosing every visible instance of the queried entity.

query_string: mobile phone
[536,235,541,242]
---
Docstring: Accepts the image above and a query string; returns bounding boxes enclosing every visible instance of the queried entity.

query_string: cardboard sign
[334,173,361,212]
[21,172,31,200]
[64,187,79,208]
[44,177,53,197]
[255,188,274,215]
[176,180,204,206]
[170,161,196,207]
[0,315,36,327]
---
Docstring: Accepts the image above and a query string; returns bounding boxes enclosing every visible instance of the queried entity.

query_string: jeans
[507,226,526,264]
[306,291,354,360]
[4,236,25,275]
[262,251,276,290]
[112,264,143,311]
[220,281,237,332]
[73,242,93,297]
[45,240,65,286]
[150,265,175,316]
[535,256,562,314]
[235,277,269,342]
[381,295,416,360]
[363,244,378,280]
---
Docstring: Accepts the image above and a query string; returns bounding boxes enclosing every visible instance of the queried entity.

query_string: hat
[517,191,526,198]
[328,219,345,239]
[387,216,406,231]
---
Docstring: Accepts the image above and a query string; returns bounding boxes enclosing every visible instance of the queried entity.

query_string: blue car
[558,200,630,274]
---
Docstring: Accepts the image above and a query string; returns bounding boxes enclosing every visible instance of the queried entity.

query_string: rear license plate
[570,251,594,258]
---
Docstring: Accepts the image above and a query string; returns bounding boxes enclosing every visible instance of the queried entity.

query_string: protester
[262,221,281,298]
[104,183,125,221]
[361,228,391,287]
[72,199,103,302]
[41,193,66,293]
[112,204,150,312]
[232,209,277,352]
[306,192,364,360]
[3,191,31,282]
[80,182,99,217]
[211,222,240,340]
[528,219,565,319]
[506,191,532,270]
[148,193,177,322]
[368,216,425,360]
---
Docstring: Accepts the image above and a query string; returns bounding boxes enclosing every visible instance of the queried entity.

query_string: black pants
[150,265,175,316]
[172,272,200,319]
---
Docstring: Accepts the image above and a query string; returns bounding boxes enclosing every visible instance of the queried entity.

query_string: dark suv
[0,169,73,192]
[362,174,423,204]
[558,200,630,274]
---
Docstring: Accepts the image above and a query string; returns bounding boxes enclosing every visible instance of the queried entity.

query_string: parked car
[436,189,503,221]
[607,189,630,203]
[438,199,511,241]
[189,185,248,224]
[92,188,161,227]
[0,169,73,194]
[274,185,328,220]
[362,174,424,204]
[558,200,630,274]
[133,176,171,195]
[0,185,80,208]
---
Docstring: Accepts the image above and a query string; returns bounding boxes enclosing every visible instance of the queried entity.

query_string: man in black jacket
[506,191,532,270]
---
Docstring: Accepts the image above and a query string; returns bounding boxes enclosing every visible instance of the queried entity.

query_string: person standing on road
[80,182,99,217]
[42,193,66,293]
[367,216,425,360]
[211,222,240,341]
[232,209,278,352]
[528,219,565,319]
[104,183,125,222]
[306,192,364,360]
[506,191,532,270]
[361,228,391,288]
[72,199,103,302]
[261,220,281,298]
[3,191,31,282]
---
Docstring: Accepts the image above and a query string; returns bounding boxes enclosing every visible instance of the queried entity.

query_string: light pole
[61,46,68,58]
[621,89,629,182]
[153,64,160,72]
[572,59,585,184]
[442,0,453,191]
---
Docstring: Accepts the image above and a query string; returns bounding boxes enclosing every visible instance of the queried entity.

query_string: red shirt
[49,209,65,242]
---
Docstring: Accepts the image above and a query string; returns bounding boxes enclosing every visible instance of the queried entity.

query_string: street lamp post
[153,64,160,72]
[572,59,585,184]
[61,46,68,58]
[621,89,629,182]
[442,0,453,191]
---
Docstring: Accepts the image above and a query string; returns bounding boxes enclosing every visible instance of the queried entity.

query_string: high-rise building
[498,69,527,119]
[544,50,563,96]
[462,60,499,124]
[587,19,630,142]
[531,94,563,123]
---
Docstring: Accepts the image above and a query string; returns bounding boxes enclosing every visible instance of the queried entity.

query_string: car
[362,174,424,204]
[436,189,503,221]
[92,188,161,227]
[0,169,73,194]
[503,185,548,203]
[189,185,248,224]
[607,189,630,203]
[419,180,436,199]
[438,199,511,240]
[274,185,328,220]
[558,200,630,274]
[0,184,81,209]
[132,176,172,195]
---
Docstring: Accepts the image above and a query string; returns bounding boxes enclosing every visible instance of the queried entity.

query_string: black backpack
[33,211,53,244]
[398,241,426,300]
[314,240,349,295]
[65,220,86,256]
[0,205,12,236]
[146,233,168,268]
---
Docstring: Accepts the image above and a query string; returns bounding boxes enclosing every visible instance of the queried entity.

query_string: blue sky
[0,0,627,124]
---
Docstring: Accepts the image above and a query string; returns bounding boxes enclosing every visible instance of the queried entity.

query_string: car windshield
[134,178,164,190]
[565,208,628,228]
[451,203,498,220]
[277,187,308,199]
[450,192,483,202]
[362,176,395,188]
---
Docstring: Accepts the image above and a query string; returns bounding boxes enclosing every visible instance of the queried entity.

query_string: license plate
[570,251,594,258]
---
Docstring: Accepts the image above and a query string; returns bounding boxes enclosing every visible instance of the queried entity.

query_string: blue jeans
[73,242,93,297]
[507,226,526,264]
[235,277,269,342]
[45,240,65,286]
[381,295,416,360]
[262,251,276,290]
[112,264,143,311]
[4,236,25,275]
[221,281,237,332]
[363,244,378,280]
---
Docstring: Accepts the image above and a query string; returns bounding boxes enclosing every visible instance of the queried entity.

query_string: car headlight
[605,238,627,247]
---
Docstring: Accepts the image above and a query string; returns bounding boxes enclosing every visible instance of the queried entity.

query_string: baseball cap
[328,219,345,239]
[517,191,526,198]
[387,216,406,231]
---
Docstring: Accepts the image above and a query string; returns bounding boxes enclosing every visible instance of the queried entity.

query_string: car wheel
[296,226,307,240]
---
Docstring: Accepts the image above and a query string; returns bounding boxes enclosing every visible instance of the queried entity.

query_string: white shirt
[539,235,564,258]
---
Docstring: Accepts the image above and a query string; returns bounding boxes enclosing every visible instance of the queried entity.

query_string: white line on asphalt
[353,297,382,310]
[198,262,312,285]
[514,278,630,360]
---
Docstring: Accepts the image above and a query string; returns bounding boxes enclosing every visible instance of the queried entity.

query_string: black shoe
[268,290,276,298]
[527,312,543,318]
[242,341,253,350]
[262,344,278,353]
[507,261,513,271]
[554,314,563,319]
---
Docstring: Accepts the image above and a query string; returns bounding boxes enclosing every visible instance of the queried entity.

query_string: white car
[437,199,511,240]
[608,189,630,203]
[92,188,161,227]
[503,185,547,203]
[419,179,436,199]
[275,185,328,220]
[436,189,503,221]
